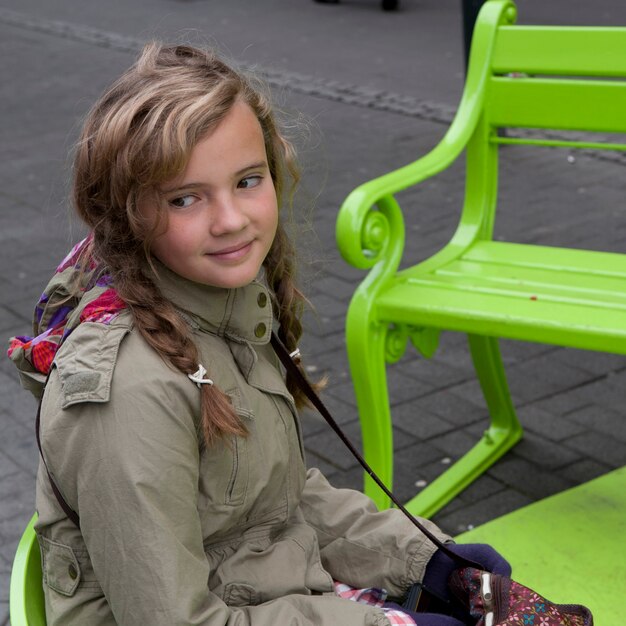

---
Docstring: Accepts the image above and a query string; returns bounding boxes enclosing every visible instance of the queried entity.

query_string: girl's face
[142,100,279,289]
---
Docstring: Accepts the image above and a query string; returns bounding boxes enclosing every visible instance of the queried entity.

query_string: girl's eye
[169,195,196,209]
[238,175,262,190]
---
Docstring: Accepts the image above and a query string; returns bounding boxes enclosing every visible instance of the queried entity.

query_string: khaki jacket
[12,260,449,625]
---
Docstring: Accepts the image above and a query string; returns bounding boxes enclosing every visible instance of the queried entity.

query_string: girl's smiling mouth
[207,240,254,261]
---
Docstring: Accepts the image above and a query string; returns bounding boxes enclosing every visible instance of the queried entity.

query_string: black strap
[36,389,81,528]
[271,332,482,571]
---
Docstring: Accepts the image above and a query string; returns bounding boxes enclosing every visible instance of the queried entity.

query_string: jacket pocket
[223,388,252,506]
[225,434,249,506]
[38,535,81,597]
[222,582,259,607]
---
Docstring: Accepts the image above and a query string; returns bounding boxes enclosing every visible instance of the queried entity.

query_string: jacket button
[68,564,78,580]
[254,322,267,338]
[257,292,267,308]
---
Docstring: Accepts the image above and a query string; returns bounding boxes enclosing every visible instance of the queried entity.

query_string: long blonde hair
[73,42,312,446]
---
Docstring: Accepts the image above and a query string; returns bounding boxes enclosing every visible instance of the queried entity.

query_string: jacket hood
[7,234,126,398]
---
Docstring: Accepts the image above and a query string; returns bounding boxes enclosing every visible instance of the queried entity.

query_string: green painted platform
[457,466,626,625]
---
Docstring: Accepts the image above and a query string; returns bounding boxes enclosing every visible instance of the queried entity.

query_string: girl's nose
[209,195,250,236]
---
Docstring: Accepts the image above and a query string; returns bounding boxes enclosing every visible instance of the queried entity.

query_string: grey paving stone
[304,422,417,472]
[3,292,44,324]
[430,333,477,372]
[0,372,37,429]
[1,431,40,479]
[309,391,358,427]
[433,490,534,537]
[299,345,350,381]
[388,354,470,391]
[486,457,575,500]
[324,465,364,494]
[323,378,358,408]
[0,507,35,543]
[391,401,456,440]
[410,390,486,427]
[0,538,20,568]
[512,432,582,471]
[299,410,330,438]
[498,340,558,366]
[0,306,23,336]
[325,370,434,408]
[0,451,21,482]
[303,420,365,471]
[307,292,348,320]
[320,256,367,282]
[392,447,468,505]
[0,358,15,378]
[423,427,481,460]
[305,450,340,479]
[553,347,626,377]
[564,431,626,467]
[455,473,507,505]
[506,356,595,404]
[300,312,346,339]
[0,562,10,601]
[555,459,614,485]
[0,470,36,504]
[530,392,591,419]
[516,405,587,441]
[566,377,626,411]
[565,404,626,442]
[446,378,490,408]
[0,414,39,476]
[307,274,354,300]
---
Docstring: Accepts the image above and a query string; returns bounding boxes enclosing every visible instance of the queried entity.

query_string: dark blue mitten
[423,543,511,600]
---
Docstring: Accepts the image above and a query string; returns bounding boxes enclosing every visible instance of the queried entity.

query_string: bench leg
[346,312,394,510]
[403,334,523,518]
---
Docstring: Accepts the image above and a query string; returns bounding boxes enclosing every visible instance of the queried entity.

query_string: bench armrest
[336,0,517,272]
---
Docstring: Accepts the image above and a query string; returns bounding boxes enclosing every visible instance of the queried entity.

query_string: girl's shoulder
[52,305,136,409]
[53,302,201,414]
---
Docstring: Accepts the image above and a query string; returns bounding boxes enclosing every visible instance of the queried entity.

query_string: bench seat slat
[433,264,626,309]
[379,243,626,354]
[430,267,626,309]
[378,284,626,354]
[460,241,626,277]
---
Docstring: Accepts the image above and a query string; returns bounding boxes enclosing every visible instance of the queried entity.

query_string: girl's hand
[423,543,511,600]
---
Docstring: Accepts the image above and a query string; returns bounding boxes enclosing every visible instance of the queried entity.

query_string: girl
[8,43,508,625]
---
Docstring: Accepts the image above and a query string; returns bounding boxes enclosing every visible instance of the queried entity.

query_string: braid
[264,223,324,407]
[101,243,246,447]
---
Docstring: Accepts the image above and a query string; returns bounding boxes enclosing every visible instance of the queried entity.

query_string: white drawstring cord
[188,364,214,388]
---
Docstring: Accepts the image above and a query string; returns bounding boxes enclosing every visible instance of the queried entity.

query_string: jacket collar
[150,260,273,345]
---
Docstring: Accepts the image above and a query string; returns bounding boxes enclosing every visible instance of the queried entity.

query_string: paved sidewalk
[2,1,626,622]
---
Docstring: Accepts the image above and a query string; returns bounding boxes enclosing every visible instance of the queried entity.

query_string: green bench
[336,0,626,517]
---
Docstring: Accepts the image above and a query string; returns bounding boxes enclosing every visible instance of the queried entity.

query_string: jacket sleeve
[298,468,452,597]
[39,343,390,626]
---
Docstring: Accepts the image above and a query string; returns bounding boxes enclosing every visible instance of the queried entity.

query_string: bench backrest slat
[492,26,626,77]
[487,77,626,134]
[481,24,626,137]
